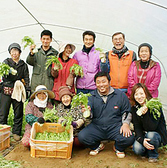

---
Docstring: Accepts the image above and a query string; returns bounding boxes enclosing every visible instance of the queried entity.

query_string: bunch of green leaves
[45,55,63,70]
[22,36,34,49]
[61,114,73,130]
[71,92,91,109]
[95,47,103,52]
[35,131,70,141]
[0,63,11,77]
[0,155,22,168]
[146,98,162,120]
[70,64,84,77]
[43,106,59,123]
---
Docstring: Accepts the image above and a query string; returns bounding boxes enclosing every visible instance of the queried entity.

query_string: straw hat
[58,42,75,55]
[30,85,55,99]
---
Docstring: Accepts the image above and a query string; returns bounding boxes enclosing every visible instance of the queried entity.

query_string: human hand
[30,44,36,55]
[99,52,106,63]
[81,105,91,113]
[120,123,132,138]
[141,105,148,115]
[53,63,59,70]
[143,138,154,150]
[76,119,84,128]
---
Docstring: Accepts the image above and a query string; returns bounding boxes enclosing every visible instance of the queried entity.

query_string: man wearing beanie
[0,43,30,141]
[127,43,161,97]
[26,30,58,93]
[100,32,136,93]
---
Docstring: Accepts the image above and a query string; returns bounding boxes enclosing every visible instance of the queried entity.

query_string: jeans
[77,88,95,94]
[133,131,161,159]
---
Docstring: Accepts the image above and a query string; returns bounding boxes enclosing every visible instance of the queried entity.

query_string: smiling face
[62,95,72,106]
[37,92,47,101]
[83,35,94,48]
[96,76,110,95]
[63,45,72,58]
[112,34,125,50]
[134,87,146,106]
[10,48,20,63]
[139,46,150,62]
[41,35,52,50]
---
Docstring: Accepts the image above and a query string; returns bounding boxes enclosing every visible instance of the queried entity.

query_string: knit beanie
[8,43,22,53]
[59,86,73,100]
[138,43,152,57]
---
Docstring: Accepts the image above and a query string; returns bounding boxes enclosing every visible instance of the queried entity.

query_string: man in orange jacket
[100,32,136,93]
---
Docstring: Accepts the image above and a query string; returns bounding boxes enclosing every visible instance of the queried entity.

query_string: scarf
[112,45,128,59]
[33,92,48,108]
[82,44,94,54]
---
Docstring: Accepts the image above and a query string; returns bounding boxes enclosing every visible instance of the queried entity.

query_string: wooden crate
[30,123,73,159]
[0,124,11,151]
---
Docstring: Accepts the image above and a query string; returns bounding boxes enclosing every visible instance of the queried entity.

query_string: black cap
[8,43,22,53]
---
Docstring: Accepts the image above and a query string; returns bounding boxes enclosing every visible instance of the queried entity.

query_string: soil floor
[2,141,167,168]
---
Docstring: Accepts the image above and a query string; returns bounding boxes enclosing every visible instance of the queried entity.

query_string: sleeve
[25,114,38,126]
[122,112,132,125]
[146,62,161,94]
[128,62,137,93]
[23,63,30,88]
[100,52,110,73]
[26,52,36,66]
[120,92,131,115]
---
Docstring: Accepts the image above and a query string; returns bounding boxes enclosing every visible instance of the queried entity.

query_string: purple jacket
[73,46,101,90]
[127,60,161,98]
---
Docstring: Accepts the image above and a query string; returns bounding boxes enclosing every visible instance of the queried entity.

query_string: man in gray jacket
[26,30,58,93]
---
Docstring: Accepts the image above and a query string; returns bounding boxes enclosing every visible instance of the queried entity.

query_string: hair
[130,83,152,106]
[138,43,152,58]
[83,31,96,41]
[112,32,125,40]
[94,71,111,82]
[41,30,52,39]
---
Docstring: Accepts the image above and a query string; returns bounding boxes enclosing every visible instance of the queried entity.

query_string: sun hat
[59,86,73,100]
[58,42,76,55]
[8,43,22,53]
[30,85,55,99]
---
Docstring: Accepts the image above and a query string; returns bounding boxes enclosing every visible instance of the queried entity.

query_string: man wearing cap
[100,32,136,93]
[51,42,78,104]
[0,43,30,141]
[73,30,101,94]
[22,85,54,147]
[26,30,58,93]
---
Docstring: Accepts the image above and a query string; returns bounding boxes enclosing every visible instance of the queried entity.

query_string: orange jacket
[108,50,133,89]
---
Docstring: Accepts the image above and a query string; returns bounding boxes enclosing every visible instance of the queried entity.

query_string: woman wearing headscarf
[51,42,78,104]
[22,85,55,147]
[127,43,161,98]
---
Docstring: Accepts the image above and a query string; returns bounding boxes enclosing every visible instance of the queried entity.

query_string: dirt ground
[2,141,167,168]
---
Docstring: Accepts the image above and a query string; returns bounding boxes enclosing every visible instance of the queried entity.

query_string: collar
[97,86,114,97]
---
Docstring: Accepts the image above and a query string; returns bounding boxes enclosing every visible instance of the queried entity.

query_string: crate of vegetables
[30,123,73,159]
[0,124,11,151]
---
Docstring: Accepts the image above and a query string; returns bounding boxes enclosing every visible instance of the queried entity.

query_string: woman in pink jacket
[127,43,161,98]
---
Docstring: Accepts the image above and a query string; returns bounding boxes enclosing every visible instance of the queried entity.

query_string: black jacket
[2,58,30,89]
[131,105,167,145]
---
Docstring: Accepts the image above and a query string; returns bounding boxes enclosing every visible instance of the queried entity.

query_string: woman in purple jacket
[127,43,161,98]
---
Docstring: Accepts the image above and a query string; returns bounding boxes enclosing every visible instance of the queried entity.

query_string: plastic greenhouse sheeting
[0,0,167,113]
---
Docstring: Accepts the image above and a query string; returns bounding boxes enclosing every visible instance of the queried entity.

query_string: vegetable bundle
[136,98,162,120]
[71,92,91,118]
[70,64,84,77]
[0,63,17,77]
[35,131,70,141]
[22,36,35,49]
[45,56,62,70]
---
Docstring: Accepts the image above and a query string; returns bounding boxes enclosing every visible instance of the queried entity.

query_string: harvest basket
[0,124,11,151]
[30,123,73,159]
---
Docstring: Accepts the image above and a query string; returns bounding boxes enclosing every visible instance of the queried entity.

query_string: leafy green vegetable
[43,106,58,123]
[0,155,22,168]
[70,64,84,77]
[71,92,91,118]
[0,63,17,77]
[45,56,62,70]
[35,131,70,141]
[22,36,34,49]
[95,47,103,52]
[146,98,162,120]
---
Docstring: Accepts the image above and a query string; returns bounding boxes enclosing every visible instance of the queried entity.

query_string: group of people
[0,29,166,163]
